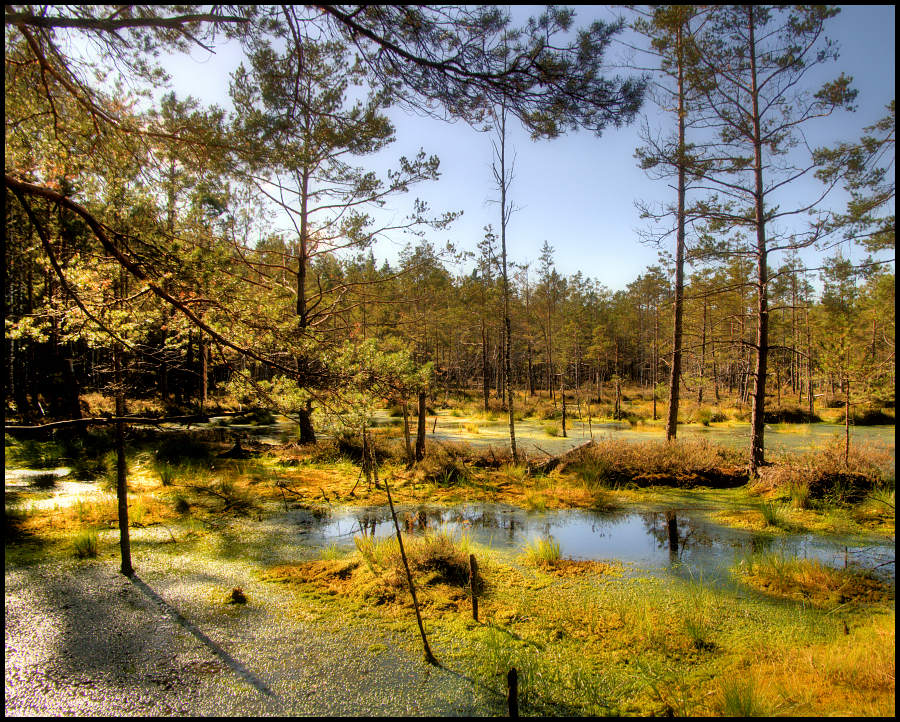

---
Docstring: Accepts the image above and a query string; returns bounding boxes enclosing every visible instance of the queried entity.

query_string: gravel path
[5,544,503,716]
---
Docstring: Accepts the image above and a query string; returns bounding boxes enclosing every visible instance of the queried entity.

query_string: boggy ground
[4,407,896,717]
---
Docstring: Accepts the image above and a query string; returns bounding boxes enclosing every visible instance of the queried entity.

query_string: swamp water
[288,503,895,583]
[186,413,895,458]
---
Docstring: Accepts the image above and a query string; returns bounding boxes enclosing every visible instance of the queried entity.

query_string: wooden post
[469,554,479,621]
[507,667,518,717]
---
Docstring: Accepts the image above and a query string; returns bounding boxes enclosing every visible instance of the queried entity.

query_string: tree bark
[665,22,687,442]
[747,11,769,476]
[114,343,133,577]
[415,391,426,461]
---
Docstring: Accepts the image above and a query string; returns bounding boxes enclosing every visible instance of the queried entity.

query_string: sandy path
[5,545,502,716]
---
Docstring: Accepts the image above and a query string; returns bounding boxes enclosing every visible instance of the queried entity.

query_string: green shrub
[623,411,647,427]
[764,406,822,423]
[232,408,275,425]
[559,438,748,489]
[544,422,560,437]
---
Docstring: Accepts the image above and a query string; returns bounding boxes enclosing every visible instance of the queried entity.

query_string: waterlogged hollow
[290,503,895,582]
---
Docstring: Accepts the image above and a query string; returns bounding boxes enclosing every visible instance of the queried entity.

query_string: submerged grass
[733,552,892,606]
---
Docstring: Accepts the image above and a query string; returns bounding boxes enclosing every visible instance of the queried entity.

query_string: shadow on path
[129,573,281,707]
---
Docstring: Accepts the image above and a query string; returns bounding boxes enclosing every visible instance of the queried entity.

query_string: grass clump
[789,480,811,509]
[269,528,476,609]
[320,542,344,560]
[719,678,768,716]
[227,587,247,604]
[759,501,788,528]
[523,536,561,566]
[72,528,99,558]
[851,407,894,426]
[155,462,177,486]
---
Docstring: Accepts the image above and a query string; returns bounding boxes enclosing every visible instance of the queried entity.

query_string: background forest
[5,5,895,470]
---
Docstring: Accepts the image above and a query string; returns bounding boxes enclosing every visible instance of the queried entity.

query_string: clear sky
[159,5,895,290]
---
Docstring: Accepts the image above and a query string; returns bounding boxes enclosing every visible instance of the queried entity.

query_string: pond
[288,502,895,582]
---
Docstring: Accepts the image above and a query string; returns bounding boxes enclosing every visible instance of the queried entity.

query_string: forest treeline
[4,6,895,473]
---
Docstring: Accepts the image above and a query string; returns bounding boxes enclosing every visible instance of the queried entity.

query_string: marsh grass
[734,552,891,606]
[719,678,767,716]
[523,536,561,565]
[499,462,529,484]
[72,527,99,558]
[760,501,788,528]
[544,422,560,437]
[155,462,177,486]
[523,490,547,512]
[320,541,344,560]
[559,438,747,489]
[789,480,811,509]
[758,437,892,504]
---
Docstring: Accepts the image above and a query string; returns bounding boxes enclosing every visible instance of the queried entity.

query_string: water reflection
[290,503,894,581]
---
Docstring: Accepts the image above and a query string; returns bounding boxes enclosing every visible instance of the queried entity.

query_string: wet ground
[182,411,896,458]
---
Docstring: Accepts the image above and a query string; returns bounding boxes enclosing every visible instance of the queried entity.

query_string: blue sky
[159,5,895,290]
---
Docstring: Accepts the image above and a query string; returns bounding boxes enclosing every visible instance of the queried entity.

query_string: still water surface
[291,503,895,581]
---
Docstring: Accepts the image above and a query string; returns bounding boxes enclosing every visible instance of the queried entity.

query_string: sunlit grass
[522,536,561,565]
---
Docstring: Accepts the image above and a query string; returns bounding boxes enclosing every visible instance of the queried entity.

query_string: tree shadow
[127,573,280,704]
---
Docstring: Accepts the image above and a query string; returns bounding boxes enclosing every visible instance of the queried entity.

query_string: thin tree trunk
[415,391,426,461]
[495,102,518,462]
[481,320,490,412]
[747,12,769,476]
[844,378,851,465]
[560,372,567,438]
[666,23,687,442]
[114,343,133,577]
[402,397,414,465]
[698,297,707,404]
[375,463,437,665]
